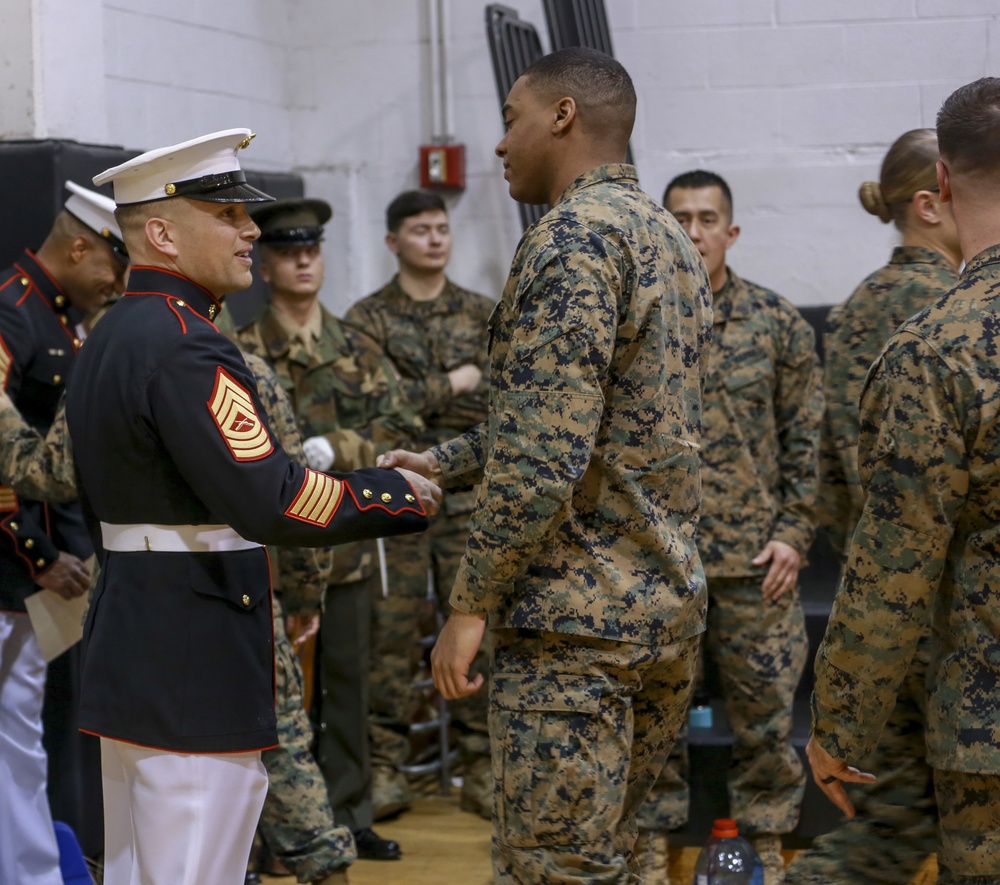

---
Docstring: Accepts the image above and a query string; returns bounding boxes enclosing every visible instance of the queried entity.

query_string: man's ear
[68,235,91,265]
[936,159,952,203]
[552,96,577,136]
[385,231,400,256]
[145,216,179,259]
[727,223,741,250]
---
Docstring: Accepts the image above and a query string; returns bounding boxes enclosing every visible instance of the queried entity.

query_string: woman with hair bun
[787,129,960,885]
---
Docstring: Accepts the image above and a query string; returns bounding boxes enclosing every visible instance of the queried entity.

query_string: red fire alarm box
[420,143,466,190]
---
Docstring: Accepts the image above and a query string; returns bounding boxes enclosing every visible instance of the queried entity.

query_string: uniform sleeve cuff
[810,649,883,763]
[449,561,509,620]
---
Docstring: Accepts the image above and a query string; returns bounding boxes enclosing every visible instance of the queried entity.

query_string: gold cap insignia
[165,183,177,195]
[381,492,392,503]
[237,133,256,150]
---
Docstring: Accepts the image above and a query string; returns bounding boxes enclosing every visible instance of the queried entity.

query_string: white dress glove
[302,436,335,472]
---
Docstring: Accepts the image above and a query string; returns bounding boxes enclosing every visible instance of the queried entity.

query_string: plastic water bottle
[691,819,764,885]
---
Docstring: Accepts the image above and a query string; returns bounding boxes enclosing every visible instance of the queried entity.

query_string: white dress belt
[100,522,262,553]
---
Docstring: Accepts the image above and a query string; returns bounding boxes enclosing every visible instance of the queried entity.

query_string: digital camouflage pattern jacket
[431,164,712,646]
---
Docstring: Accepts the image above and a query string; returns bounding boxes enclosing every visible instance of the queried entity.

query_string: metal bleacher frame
[484,4,548,230]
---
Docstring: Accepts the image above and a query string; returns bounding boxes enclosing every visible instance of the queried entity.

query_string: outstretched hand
[378,448,444,486]
[805,736,876,818]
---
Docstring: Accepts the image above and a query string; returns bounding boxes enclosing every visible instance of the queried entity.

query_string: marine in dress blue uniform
[67,129,435,885]
[0,182,126,885]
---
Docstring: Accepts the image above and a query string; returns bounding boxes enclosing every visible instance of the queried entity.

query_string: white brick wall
[1,0,997,311]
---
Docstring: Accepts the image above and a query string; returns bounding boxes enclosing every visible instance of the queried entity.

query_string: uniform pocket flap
[187,550,270,611]
[492,672,603,714]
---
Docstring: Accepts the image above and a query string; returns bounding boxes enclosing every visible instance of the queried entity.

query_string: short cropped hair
[937,77,1000,176]
[385,190,447,233]
[520,47,636,146]
[663,170,734,219]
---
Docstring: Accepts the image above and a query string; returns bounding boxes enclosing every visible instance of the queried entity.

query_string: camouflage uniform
[641,269,821,838]
[344,276,494,807]
[429,164,712,884]
[0,356,355,883]
[788,246,958,885]
[811,243,1000,884]
[235,304,422,833]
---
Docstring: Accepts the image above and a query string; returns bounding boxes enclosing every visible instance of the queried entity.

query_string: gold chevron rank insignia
[0,485,17,511]
[285,469,344,527]
[207,367,274,461]
[0,334,11,390]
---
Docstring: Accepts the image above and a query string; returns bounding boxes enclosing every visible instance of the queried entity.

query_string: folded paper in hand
[24,589,87,662]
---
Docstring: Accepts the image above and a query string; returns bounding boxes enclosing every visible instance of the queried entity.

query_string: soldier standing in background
[808,77,1000,885]
[381,47,713,885]
[235,197,424,862]
[0,182,126,885]
[637,170,822,885]
[787,129,961,885]
[344,189,495,821]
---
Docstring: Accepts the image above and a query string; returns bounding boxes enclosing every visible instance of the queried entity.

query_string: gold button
[20,277,28,286]
[55,295,66,307]
[36,558,45,568]
[60,316,68,325]
[72,339,81,348]
[10,521,18,531]
[25,539,34,549]
[363,489,373,499]
[53,374,61,384]
[381,492,392,503]
[176,300,186,308]
[242,594,250,607]
[165,183,177,195]
[405,494,415,503]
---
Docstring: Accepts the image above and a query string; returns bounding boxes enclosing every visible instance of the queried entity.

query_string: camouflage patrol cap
[250,198,332,246]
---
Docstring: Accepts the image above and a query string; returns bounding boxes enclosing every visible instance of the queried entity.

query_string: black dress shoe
[244,873,262,885]
[353,826,402,860]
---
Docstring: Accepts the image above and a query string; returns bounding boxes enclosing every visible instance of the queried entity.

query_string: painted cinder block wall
[2,0,996,312]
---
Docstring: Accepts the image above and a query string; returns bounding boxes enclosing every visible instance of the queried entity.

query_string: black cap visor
[166,170,274,203]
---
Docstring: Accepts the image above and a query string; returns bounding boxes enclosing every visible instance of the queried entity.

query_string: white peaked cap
[64,181,127,258]
[92,128,273,206]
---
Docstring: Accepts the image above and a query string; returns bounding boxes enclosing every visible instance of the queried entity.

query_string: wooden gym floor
[263,787,940,885]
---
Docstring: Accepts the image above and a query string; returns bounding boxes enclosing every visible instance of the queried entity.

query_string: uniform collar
[124,266,223,323]
[712,267,753,323]
[961,242,1000,278]
[14,250,72,316]
[553,163,639,207]
[889,245,955,269]
[386,274,458,315]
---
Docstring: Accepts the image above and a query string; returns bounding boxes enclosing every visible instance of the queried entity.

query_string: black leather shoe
[244,873,262,885]
[353,826,402,860]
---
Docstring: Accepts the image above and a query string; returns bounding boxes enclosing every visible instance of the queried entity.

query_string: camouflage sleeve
[344,300,456,420]
[771,310,822,556]
[811,331,964,762]
[244,353,332,614]
[447,224,616,618]
[431,423,488,489]
[818,309,867,557]
[0,392,77,503]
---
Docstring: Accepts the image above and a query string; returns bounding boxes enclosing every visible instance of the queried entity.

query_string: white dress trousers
[101,738,268,885]
[0,611,63,885]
